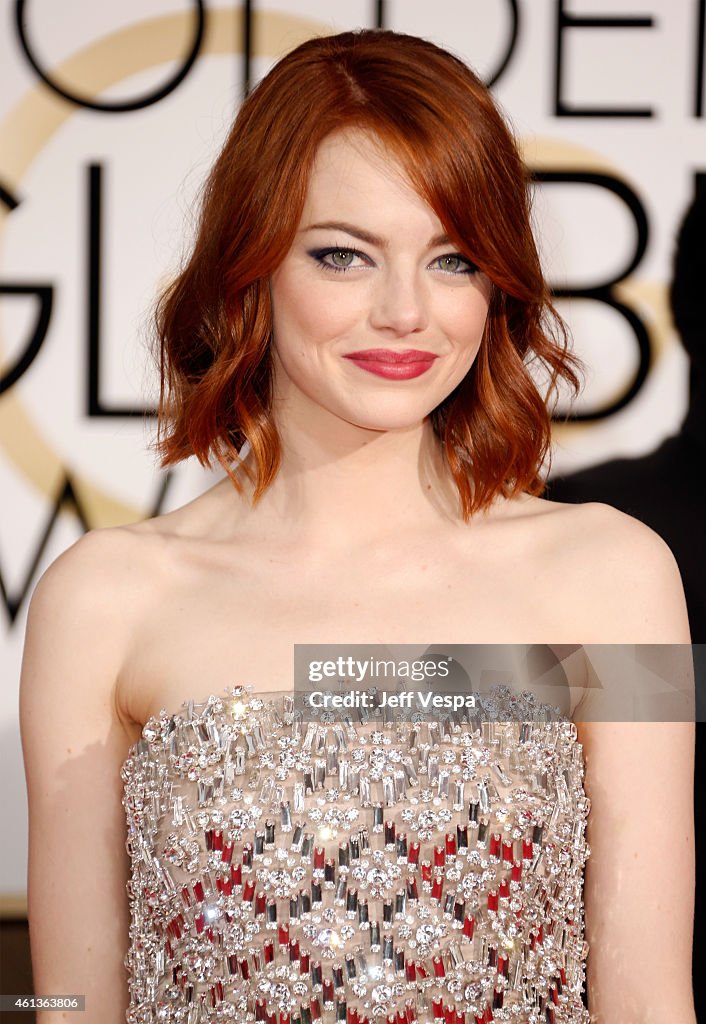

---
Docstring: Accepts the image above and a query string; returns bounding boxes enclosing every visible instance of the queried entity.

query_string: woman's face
[269,129,492,434]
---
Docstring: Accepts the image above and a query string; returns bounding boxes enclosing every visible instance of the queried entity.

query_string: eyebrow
[301,220,452,249]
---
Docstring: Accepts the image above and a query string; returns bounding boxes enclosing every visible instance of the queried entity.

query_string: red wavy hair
[150,28,582,519]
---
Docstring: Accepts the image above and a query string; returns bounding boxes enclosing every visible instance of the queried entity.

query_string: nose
[368,266,429,337]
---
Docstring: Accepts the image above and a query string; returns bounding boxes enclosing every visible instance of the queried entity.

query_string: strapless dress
[121,685,591,1024]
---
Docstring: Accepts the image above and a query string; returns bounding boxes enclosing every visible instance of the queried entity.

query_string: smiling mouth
[343,349,438,364]
[342,351,438,381]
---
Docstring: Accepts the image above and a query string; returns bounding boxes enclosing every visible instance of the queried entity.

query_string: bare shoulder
[544,497,682,574]
[530,497,691,642]
[30,477,250,644]
[21,524,181,765]
[32,521,168,608]
[25,525,171,729]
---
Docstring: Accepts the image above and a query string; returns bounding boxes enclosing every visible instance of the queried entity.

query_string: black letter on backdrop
[0,185,53,395]
[695,0,705,117]
[1,476,91,625]
[1,469,177,623]
[554,0,654,117]
[487,0,520,88]
[375,0,519,88]
[534,171,651,420]
[14,0,205,113]
[243,0,253,98]
[86,164,155,416]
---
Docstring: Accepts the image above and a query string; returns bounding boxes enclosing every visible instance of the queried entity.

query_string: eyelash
[308,246,479,276]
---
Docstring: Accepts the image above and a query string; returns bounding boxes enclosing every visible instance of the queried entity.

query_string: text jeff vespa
[307,690,477,711]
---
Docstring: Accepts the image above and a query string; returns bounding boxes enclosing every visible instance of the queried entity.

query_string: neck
[228,413,468,550]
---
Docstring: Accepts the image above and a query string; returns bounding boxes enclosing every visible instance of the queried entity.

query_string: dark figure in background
[546,179,706,1018]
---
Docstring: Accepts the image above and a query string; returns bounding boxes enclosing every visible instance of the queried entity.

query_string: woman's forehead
[301,129,442,233]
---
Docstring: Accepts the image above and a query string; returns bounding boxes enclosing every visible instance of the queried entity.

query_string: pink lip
[343,349,438,380]
[344,348,438,364]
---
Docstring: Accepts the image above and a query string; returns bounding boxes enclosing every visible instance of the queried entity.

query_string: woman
[19,29,695,1024]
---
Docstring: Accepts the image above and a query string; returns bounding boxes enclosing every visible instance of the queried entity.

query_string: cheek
[271,270,361,347]
[440,291,489,350]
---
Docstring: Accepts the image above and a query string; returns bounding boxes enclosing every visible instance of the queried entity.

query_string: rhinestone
[415,924,436,945]
[371,985,393,1003]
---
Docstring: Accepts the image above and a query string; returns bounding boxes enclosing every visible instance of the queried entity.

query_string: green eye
[435,254,478,274]
[330,250,355,268]
[309,247,369,273]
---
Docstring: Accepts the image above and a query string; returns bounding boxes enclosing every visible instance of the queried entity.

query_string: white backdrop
[1,0,703,902]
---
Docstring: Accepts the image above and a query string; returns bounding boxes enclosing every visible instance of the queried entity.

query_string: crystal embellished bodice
[121,686,591,1024]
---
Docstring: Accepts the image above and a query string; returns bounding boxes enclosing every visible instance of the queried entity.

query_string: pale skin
[20,130,696,1022]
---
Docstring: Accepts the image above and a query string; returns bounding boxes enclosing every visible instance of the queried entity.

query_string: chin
[341,410,436,433]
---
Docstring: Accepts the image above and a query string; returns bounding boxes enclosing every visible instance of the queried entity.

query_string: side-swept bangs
[150,28,582,519]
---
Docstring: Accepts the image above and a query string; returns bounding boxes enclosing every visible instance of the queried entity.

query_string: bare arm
[575,507,696,1023]
[20,530,140,1024]
[579,720,695,1024]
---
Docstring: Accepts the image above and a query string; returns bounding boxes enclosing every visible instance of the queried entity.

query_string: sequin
[121,686,591,1023]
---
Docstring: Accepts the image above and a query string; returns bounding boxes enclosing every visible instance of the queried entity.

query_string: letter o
[14,0,205,113]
